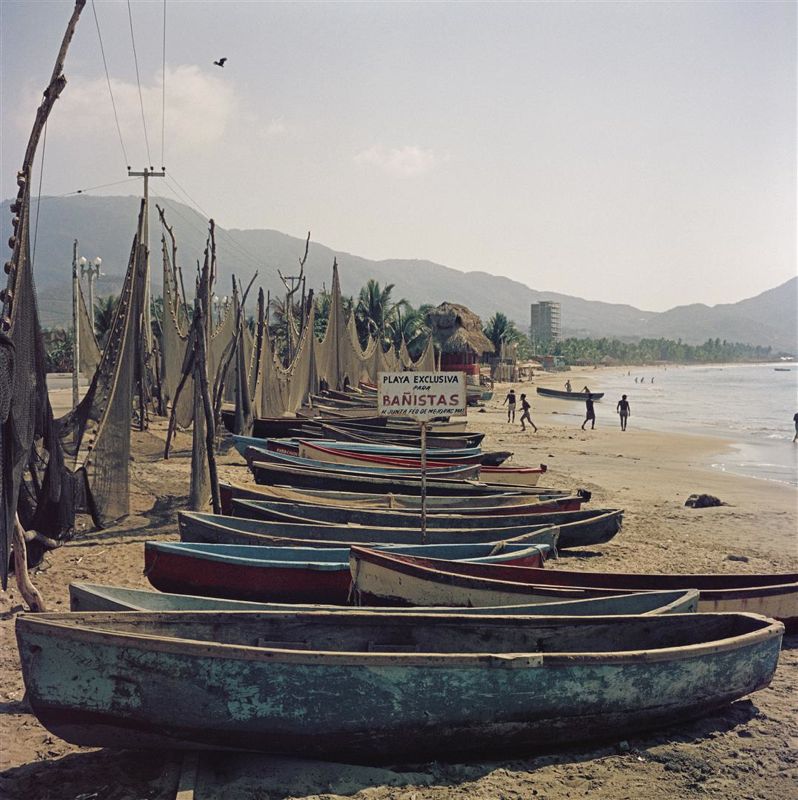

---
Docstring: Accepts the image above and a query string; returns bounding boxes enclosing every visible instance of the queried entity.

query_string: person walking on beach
[564,379,572,393]
[519,393,537,432]
[503,389,517,423]
[581,391,596,430]
[616,394,630,431]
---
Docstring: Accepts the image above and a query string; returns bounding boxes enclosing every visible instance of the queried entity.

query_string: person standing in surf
[793,411,798,443]
[519,393,537,432]
[616,394,630,431]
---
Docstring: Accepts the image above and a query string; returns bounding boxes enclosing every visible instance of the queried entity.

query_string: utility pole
[71,240,80,412]
[80,255,102,333]
[128,167,165,351]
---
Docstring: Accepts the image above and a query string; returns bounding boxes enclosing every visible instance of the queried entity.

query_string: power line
[161,0,167,168]
[69,178,140,195]
[91,0,130,170]
[126,0,153,167]
[164,172,264,271]
[31,120,48,268]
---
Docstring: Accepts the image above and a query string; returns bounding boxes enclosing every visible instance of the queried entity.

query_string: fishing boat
[143,541,551,604]
[221,483,567,513]
[349,547,798,627]
[248,461,554,496]
[247,448,481,479]
[234,497,592,526]
[70,581,700,616]
[228,504,621,550]
[177,510,561,550]
[17,610,783,759]
[536,388,604,401]
[475,464,548,486]
[319,422,485,449]
[296,440,485,468]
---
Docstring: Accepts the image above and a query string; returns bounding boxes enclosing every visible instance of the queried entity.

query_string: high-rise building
[529,301,561,353]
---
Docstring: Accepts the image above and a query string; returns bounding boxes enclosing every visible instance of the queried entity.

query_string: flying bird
[213,57,227,68]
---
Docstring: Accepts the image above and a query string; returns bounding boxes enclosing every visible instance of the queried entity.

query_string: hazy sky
[1,1,795,311]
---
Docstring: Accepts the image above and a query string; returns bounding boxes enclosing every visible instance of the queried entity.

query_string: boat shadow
[555,549,604,560]
[0,700,762,798]
[67,494,187,545]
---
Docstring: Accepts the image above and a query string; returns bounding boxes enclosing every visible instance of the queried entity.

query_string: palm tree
[355,280,407,348]
[483,312,524,354]
[94,295,119,348]
[387,306,430,360]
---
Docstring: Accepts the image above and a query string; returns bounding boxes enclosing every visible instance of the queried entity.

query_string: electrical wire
[31,120,48,268]
[91,0,130,170]
[126,0,153,167]
[161,0,167,168]
[68,178,140,196]
[164,172,264,271]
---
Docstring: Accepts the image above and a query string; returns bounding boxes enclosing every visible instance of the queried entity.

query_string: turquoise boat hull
[17,611,783,761]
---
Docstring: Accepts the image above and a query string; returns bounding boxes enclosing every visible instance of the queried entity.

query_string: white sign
[377,371,467,418]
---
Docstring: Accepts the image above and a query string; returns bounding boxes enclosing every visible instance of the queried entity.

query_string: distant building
[529,301,561,353]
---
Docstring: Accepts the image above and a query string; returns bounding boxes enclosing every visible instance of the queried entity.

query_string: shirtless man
[616,394,630,431]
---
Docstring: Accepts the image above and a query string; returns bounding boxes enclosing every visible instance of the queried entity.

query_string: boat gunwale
[351,548,798,601]
[144,541,551,570]
[68,582,701,616]
[16,611,784,668]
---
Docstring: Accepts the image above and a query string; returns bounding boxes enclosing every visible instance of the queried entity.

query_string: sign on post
[377,372,467,418]
[377,372,467,543]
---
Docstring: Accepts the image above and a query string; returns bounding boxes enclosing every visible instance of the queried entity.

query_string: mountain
[3,195,796,352]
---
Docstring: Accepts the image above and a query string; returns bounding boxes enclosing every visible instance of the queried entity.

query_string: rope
[126,0,153,166]
[91,0,130,169]
[31,120,48,269]
[161,0,167,167]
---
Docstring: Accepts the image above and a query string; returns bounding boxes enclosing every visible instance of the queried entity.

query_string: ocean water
[566,363,798,487]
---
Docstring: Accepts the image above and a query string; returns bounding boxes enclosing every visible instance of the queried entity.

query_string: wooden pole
[71,239,79,413]
[420,420,428,544]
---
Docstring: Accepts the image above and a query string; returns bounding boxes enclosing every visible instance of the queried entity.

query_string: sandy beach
[1,367,796,799]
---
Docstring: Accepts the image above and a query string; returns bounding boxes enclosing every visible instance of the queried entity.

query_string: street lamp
[79,255,102,332]
[212,294,229,326]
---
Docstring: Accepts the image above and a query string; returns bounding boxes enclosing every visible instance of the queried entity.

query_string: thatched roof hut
[426,303,495,357]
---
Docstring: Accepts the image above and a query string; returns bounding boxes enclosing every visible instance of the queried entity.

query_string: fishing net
[77,280,101,377]
[160,239,193,428]
[60,203,147,526]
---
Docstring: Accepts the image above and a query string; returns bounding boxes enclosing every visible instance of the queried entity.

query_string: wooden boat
[275,437,484,459]
[297,440,485,468]
[221,483,566,513]
[143,541,551,604]
[536,387,604,401]
[230,504,622,550]
[249,461,558,496]
[476,464,547,486]
[177,510,561,550]
[235,497,591,526]
[319,422,485,449]
[70,581,700,616]
[247,448,481,479]
[350,547,798,628]
[17,610,783,759]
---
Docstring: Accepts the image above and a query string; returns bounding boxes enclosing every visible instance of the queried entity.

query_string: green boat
[17,611,782,761]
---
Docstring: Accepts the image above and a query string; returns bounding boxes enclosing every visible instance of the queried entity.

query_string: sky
[1,0,795,312]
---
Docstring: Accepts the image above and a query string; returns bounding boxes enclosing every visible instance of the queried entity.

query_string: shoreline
[523,364,798,488]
